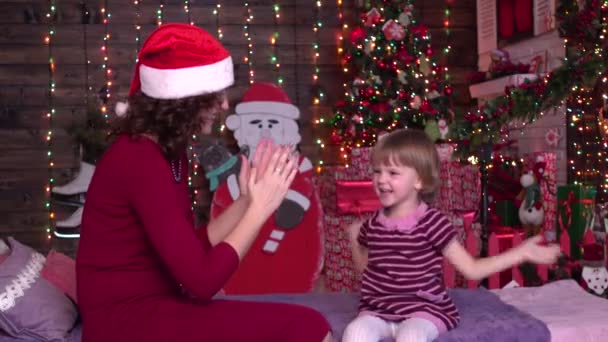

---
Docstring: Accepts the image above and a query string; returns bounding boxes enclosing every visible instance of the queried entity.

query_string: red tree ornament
[396,49,415,65]
[350,27,366,44]
[444,85,453,96]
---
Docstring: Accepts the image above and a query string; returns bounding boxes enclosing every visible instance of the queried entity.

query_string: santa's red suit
[211,155,324,294]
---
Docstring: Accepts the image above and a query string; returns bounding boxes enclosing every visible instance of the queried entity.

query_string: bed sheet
[1,280,605,341]
[494,280,608,342]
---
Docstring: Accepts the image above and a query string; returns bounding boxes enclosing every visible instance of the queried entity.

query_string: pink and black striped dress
[357,203,460,332]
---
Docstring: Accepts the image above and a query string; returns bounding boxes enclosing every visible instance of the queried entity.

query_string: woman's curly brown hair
[113,91,225,160]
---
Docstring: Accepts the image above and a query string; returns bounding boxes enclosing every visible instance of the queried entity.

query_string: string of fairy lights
[44,0,57,241]
[183,1,198,208]
[243,2,255,84]
[312,2,323,106]
[443,0,452,84]
[315,0,345,171]
[184,0,193,25]
[134,0,142,63]
[213,3,223,39]
[157,0,165,26]
[312,1,325,172]
[270,2,283,85]
[100,1,111,122]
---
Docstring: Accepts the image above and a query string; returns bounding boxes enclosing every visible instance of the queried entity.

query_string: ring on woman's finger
[275,168,282,173]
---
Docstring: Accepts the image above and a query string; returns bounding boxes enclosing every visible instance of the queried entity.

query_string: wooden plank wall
[0,0,477,255]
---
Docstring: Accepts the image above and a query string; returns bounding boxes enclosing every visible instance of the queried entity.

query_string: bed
[4,279,605,342]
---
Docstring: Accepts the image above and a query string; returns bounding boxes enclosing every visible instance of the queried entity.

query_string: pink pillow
[41,250,77,303]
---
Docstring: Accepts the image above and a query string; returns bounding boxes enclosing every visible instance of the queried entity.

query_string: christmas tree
[558,0,608,203]
[327,0,453,162]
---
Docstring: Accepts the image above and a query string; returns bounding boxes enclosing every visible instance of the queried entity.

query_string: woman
[76,23,331,342]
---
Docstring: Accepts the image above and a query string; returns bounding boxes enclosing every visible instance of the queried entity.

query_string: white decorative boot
[54,206,83,238]
[52,161,95,206]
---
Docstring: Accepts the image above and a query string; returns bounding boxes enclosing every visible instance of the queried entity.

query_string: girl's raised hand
[518,235,561,265]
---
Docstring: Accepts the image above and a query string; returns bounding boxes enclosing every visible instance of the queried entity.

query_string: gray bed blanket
[0,288,550,341]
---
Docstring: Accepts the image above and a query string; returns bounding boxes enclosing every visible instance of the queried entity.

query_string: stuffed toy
[517,159,545,237]
[580,241,608,297]
[210,82,323,294]
[198,141,242,192]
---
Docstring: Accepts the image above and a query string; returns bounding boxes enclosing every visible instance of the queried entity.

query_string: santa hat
[115,23,234,116]
[532,160,546,182]
[581,242,605,267]
[234,82,299,119]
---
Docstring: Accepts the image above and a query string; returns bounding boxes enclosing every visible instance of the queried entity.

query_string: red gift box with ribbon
[315,166,371,292]
[335,180,381,215]
[557,185,597,260]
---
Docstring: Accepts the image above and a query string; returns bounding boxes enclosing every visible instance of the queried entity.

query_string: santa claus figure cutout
[211,82,323,294]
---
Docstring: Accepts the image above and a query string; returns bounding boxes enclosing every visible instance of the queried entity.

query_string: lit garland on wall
[156,0,164,26]
[100,1,112,122]
[184,0,193,25]
[443,0,452,84]
[312,0,325,171]
[183,1,198,208]
[134,0,142,63]
[44,0,57,241]
[315,0,345,171]
[243,2,255,84]
[312,1,323,106]
[213,3,223,39]
[270,2,283,85]
[82,2,91,104]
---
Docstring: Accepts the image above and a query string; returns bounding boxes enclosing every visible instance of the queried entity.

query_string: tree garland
[451,0,608,158]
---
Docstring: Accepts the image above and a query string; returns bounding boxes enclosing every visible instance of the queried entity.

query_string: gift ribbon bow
[335,180,380,216]
[559,190,595,233]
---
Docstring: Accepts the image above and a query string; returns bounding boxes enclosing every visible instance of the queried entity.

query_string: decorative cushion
[41,250,77,304]
[0,240,9,265]
[0,237,78,340]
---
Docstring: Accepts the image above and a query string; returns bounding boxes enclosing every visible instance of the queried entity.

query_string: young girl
[343,129,560,342]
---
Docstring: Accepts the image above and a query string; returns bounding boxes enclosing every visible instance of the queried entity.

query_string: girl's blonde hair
[371,129,440,202]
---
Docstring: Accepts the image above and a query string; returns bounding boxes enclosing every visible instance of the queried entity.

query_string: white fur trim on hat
[235,101,299,119]
[139,56,234,99]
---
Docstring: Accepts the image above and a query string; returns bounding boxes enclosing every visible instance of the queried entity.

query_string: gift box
[557,185,597,260]
[350,147,373,176]
[335,180,381,215]
[433,161,481,213]
[314,166,371,292]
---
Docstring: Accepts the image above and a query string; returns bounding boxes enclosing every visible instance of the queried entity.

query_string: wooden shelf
[469,73,539,99]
